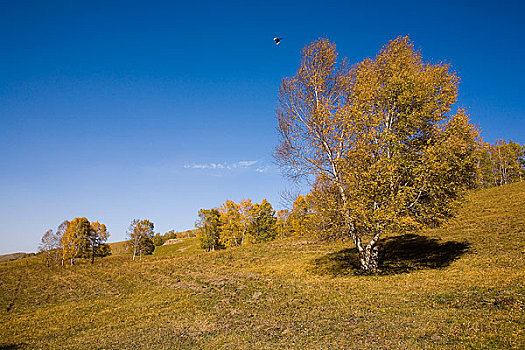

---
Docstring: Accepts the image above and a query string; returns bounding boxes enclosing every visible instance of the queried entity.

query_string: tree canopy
[127,219,155,260]
[196,209,223,251]
[58,217,111,265]
[196,199,278,250]
[276,36,481,273]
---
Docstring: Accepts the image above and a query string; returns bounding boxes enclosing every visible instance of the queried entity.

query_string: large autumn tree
[276,36,480,273]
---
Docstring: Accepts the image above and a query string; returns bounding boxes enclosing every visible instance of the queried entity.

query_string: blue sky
[1,0,524,254]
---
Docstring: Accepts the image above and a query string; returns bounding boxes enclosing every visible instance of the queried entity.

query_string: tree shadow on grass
[310,234,470,276]
[0,344,26,350]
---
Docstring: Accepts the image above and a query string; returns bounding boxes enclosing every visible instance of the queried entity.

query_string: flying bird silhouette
[273,37,284,45]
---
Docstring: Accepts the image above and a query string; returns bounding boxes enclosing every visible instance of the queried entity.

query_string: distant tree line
[196,199,277,251]
[152,229,197,247]
[39,217,111,266]
[39,216,203,265]
[194,139,524,257]
[477,139,524,187]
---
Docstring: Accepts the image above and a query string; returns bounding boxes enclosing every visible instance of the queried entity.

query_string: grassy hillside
[107,240,130,256]
[1,183,524,349]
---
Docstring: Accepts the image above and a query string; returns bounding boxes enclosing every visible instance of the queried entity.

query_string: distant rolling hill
[0,252,34,262]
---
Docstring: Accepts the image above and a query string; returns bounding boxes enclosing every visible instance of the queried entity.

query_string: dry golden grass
[1,183,524,349]
[107,241,129,256]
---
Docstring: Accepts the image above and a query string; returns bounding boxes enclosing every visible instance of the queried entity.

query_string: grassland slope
[1,183,524,349]
[0,253,33,262]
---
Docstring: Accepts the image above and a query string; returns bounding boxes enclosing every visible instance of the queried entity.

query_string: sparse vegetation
[1,182,524,349]
[153,229,198,247]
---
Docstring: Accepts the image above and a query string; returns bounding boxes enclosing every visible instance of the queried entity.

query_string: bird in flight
[273,37,284,45]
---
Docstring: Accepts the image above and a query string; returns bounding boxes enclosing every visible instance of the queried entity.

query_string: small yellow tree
[248,199,277,243]
[219,200,243,248]
[196,209,222,251]
[288,195,312,236]
[276,209,291,239]
[127,219,155,260]
[59,218,111,265]
[239,199,254,245]
[61,217,90,265]
[87,221,110,264]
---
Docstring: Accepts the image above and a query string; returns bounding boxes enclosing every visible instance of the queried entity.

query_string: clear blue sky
[1,0,524,254]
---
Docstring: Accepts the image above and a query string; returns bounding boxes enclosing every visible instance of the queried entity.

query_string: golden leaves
[277,35,480,249]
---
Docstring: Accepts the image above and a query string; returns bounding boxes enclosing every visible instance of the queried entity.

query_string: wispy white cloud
[237,160,258,167]
[184,160,260,171]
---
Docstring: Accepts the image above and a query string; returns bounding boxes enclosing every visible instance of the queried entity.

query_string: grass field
[1,183,524,349]
[0,253,34,263]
